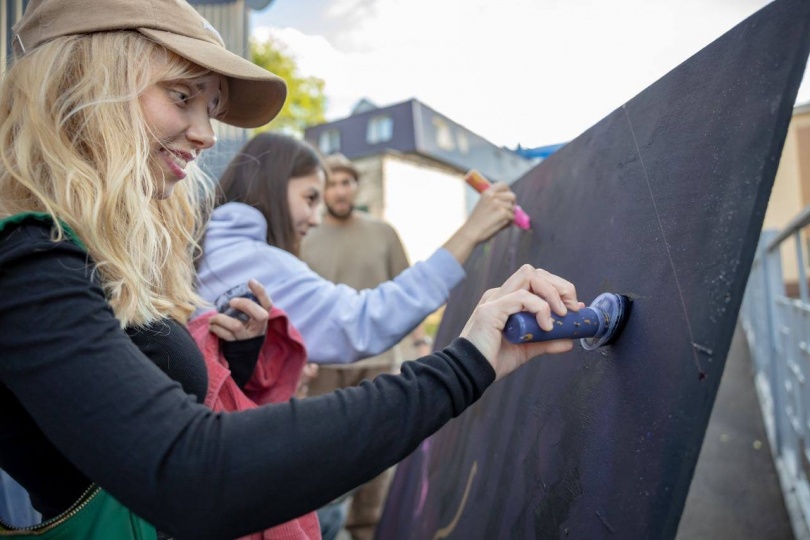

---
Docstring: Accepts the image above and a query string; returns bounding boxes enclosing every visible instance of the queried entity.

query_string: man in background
[300,153,433,540]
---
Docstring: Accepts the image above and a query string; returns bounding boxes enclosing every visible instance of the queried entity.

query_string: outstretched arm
[199,224,465,364]
[442,182,517,264]
[1,228,579,538]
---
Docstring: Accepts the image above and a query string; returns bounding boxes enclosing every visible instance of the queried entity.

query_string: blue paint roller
[503,292,632,350]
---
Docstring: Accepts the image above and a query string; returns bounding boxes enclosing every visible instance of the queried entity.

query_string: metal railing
[741,205,810,540]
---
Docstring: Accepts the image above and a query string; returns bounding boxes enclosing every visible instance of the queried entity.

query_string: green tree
[250,37,327,136]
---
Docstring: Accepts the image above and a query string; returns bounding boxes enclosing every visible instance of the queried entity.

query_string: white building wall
[764,109,810,283]
[382,157,467,264]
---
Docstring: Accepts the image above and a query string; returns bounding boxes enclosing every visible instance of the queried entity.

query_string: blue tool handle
[503,307,602,344]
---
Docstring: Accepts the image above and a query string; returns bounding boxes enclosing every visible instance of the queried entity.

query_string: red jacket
[188,308,321,540]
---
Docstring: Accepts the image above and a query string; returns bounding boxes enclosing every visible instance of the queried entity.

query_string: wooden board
[377,1,810,538]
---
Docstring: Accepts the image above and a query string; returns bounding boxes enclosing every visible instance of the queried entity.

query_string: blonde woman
[0,0,582,538]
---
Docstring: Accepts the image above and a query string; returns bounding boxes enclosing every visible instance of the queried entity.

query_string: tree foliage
[250,37,327,136]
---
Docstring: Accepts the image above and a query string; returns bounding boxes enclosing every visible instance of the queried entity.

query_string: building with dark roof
[304,98,538,263]
[305,97,535,184]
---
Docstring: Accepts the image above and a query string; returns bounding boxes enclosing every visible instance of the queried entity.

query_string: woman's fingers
[478,287,499,305]
[208,315,238,341]
[229,296,269,325]
[302,363,319,380]
[537,272,578,313]
[465,183,518,240]
[487,182,517,203]
[209,309,265,340]
[484,184,517,214]
[486,183,519,228]
[514,289,555,331]
[525,274,566,318]
[248,278,273,311]
[208,280,270,340]
[482,265,580,317]
[459,265,582,381]
[296,363,319,399]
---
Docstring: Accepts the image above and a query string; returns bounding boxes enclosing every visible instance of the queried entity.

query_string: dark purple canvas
[377,1,810,538]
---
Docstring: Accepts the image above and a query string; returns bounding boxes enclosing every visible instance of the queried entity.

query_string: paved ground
[675,323,794,540]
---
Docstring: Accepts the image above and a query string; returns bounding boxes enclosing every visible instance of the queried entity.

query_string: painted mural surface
[377,1,810,538]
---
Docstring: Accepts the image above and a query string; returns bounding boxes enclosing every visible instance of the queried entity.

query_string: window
[367,115,393,144]
[318,129,340,154]
[432,117,455,151]
[457,132,469,154]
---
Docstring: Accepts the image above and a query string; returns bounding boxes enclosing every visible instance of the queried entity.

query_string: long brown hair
[217,132,323,256]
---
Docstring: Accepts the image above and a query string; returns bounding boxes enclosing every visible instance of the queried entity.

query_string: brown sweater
[300,212,410,368]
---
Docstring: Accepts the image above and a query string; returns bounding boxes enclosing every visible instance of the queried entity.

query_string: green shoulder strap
[0,212,87,250]
[0,212,156,539]
[0,486,157,539]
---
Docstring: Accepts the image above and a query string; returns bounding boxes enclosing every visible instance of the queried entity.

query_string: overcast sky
[252,0,810,149]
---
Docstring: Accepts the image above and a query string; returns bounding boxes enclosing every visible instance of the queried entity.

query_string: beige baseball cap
[12,0,287,129]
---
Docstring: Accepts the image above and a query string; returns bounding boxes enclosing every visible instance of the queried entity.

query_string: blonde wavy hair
[0,31,219,327]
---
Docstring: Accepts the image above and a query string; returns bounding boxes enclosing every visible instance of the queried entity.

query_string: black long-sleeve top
[0,220,495,539]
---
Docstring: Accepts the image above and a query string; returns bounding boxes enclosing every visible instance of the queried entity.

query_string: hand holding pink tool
[464,170,531,230]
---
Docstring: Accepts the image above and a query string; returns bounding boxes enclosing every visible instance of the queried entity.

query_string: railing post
[763,230,784,452]
[796,231,809,304]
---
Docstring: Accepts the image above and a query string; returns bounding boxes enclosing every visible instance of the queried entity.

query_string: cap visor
[139,28,287,128]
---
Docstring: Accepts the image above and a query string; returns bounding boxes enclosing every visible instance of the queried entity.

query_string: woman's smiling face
[139,70,223,199]
[288,169,326,238]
